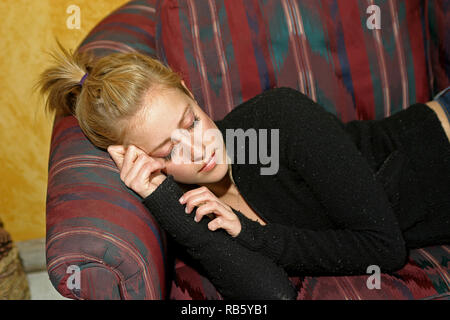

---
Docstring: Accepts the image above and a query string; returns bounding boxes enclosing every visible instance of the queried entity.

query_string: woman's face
[124,82,229,185]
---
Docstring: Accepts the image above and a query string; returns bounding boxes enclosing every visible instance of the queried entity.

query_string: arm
[142,175,297,299]
[233,87,407,276]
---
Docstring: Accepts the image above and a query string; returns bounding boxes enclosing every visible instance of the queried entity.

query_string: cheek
[201,119,222,145]
[165,161,200,177]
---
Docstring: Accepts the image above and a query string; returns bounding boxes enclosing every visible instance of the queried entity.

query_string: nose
[175,132,205,163]
[190,142,204,162]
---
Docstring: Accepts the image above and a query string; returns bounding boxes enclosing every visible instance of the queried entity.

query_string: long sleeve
[232,87,408,276]
[141,175,297,299]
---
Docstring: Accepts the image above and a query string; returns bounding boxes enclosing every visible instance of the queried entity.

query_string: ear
[107,145,126,170]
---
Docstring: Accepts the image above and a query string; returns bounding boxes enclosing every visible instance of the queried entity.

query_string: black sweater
[142,87,449,299]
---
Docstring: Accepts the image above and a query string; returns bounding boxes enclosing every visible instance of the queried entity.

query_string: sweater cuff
[141,175,208,246]
[232,209,267,251]
[142,174,184,204]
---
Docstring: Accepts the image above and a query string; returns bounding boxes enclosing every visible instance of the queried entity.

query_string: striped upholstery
[47,1,169,300]
[46,0,450,299]
[428,0,450,96]
[46,116,169,299]
[171,245,450,300]
[156,0,448,122]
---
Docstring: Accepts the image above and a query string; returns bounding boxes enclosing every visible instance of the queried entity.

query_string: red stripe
[46,195,166,291]
[338,1,375,120]
[90,13,155,36]
[89,25,155,46]
[224,0,261,100]
[159,2,191,87]
[46,185,165,252]
[405,0,430,102]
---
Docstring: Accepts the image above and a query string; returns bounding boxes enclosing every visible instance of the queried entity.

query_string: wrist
[141,175,168,199]
[141,175,214,247]
[231,209,265,251]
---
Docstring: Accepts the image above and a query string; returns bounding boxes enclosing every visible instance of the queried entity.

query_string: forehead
[126,87,189,154]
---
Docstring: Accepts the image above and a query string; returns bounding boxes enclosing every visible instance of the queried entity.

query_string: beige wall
[0,0,130,241]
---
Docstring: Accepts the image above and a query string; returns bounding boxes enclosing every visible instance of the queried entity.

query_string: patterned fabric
[46,0,450,299]
[46,115,169,299]
[170,245,450,300]
[427,0,450,96]
[156,0,444,123]
[78,0,160,58]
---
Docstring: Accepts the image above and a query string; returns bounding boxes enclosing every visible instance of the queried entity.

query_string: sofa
[46,0,450,300]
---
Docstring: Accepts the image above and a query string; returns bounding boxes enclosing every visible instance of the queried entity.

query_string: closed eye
[163,113,200,161]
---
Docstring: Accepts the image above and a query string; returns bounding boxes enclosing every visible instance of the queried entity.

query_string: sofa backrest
[156,0,448,122]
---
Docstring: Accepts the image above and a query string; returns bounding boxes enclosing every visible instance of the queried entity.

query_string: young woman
[38,45,450,300]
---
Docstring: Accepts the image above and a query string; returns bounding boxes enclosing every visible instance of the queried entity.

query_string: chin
[169,163,226,185]
[196,163,228,184]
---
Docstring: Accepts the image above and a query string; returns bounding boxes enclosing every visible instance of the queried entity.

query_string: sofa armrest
[46,223,164,300]
[46,116,170,299]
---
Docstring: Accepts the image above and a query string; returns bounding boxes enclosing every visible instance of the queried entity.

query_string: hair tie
[79,73,89,86]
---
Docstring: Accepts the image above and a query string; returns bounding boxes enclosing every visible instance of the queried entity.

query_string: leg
[398,88,450,248]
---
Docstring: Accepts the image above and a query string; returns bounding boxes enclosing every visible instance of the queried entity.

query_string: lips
[199,151,216,172]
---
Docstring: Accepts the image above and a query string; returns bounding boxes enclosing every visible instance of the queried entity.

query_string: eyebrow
[149,104,191,154]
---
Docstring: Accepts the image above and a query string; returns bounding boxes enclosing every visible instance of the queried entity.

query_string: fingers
[124,153,150,186]
[208,214,241,238]
[179,186,233,221]
[191,199,241,237]
[120,145,146,181]
[180,187,215,213]
[194,200,229,223]
[109,143,166,183]
[207,216,227,232]
[107,145,126,170]
[178,186,242,237]
[134,158,165,188]
[179,186,208,204]
[123,150,165,187]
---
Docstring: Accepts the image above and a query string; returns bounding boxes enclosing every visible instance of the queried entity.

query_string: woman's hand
[179,186,242,237]
[107,144,167,199]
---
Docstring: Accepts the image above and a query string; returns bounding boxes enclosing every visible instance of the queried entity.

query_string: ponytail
[36,40,190,150]
[36,40,94,117]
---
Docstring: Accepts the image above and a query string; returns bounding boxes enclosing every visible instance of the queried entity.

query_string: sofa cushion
[156,0,435,122]
[170,245,450,300]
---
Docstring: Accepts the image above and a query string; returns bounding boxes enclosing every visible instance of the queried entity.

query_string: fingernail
[194,216,198,222]
[179,197,184,204]
[185,207,189,214]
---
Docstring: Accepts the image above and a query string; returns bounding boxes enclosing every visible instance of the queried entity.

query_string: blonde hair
[36,41,191,149]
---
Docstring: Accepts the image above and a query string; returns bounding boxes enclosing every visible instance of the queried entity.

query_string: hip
[343,103,448,172]
[345,103,450,234]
